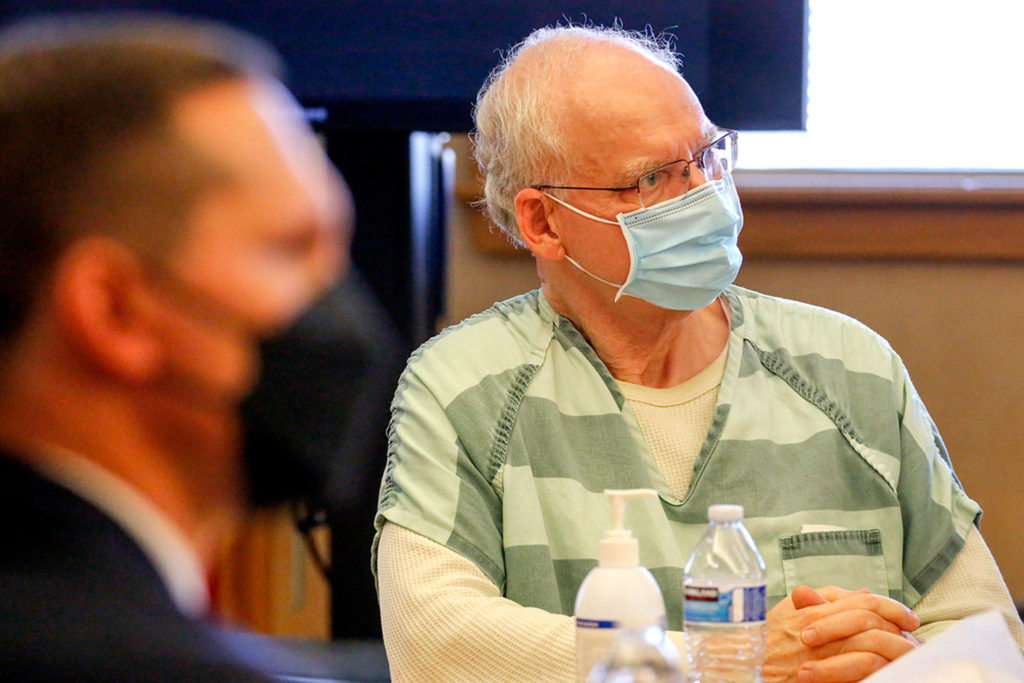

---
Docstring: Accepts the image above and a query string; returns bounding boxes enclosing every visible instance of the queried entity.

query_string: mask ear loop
[542,192,619,225]
[543,192,639,302]
[292,499,331,581]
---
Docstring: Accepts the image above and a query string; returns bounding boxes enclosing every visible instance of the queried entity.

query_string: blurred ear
[52,236,162,382]
[514,188,566,261]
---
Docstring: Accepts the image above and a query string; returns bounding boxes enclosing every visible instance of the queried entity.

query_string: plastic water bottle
[587,623,686,683]
[683,504,766,683]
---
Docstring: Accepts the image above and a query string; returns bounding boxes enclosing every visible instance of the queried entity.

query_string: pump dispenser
[574,489,668,681]
[599,489,643,566]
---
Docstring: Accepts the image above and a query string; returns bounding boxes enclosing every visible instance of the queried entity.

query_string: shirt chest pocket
[779,529,890,597]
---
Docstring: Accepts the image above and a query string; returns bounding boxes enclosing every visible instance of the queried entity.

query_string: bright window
[738,1,1024,171]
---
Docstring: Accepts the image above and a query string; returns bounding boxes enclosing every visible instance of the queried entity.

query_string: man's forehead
[534,42,706,156]
[542,43,696,116]
[167,78,345,247]
[170,79,290,177]
[171,78,336,205]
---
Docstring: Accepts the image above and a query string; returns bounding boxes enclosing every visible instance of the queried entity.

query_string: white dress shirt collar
[32,448,210,618]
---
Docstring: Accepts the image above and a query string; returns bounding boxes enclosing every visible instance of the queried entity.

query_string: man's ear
[514,188,566,261]
[52,236,163,382]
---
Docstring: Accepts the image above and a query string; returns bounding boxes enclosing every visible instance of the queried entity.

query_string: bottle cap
[599,489,657,567]
[708,503,744,522]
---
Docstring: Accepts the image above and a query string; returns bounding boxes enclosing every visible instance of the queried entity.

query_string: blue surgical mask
[545,174,744,311]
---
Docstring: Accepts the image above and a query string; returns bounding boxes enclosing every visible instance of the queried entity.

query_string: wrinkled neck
[542,285,730,388]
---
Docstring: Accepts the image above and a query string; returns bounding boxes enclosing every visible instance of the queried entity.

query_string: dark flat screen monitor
[0,0,807,131]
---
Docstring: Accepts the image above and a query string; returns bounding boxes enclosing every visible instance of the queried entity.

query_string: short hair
[0,12,284,351]
[472,24,682,244]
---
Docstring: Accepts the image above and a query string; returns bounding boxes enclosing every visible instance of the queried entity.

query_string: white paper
[863,610,1024,682]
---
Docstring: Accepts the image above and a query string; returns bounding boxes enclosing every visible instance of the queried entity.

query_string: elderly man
[0,14,354,680]
[374,24,1023,682]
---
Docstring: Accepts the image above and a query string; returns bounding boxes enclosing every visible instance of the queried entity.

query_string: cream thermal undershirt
[615,345,728,500]
[377,348,1024,680]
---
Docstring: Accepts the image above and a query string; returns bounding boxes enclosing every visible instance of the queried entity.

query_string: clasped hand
[764,585,920,683]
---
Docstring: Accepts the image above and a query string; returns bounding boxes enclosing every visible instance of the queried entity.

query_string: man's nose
[688,165,710,190]
[308,174,354,295]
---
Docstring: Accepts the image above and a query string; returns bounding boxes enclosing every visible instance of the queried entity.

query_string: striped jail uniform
[374,286,980,632]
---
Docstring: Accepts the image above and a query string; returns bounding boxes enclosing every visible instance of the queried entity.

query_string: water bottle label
[576,617,617,629]
[684,585,766,623]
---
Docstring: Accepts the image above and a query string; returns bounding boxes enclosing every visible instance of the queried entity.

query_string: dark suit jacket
[0,454,324,682]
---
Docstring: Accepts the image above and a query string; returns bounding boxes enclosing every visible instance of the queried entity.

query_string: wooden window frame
[463,170,1024,262]
[736,170,1024,261]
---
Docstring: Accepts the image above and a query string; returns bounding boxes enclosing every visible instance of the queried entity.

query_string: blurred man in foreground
[374,24,1024,681]
[0,14,353,680]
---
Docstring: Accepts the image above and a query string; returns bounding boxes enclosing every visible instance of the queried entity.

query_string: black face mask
[239,270,403,511]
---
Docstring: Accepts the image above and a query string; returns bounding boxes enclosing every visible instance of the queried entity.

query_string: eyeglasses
[533,129,738,207]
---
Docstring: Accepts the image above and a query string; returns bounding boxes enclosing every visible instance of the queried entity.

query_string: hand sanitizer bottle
[574,489,669,682]
[586,622,685,683]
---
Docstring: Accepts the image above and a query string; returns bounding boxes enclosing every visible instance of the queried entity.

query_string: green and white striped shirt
[374,286,980,631]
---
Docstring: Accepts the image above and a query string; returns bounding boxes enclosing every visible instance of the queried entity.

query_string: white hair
[472,24,682,244]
